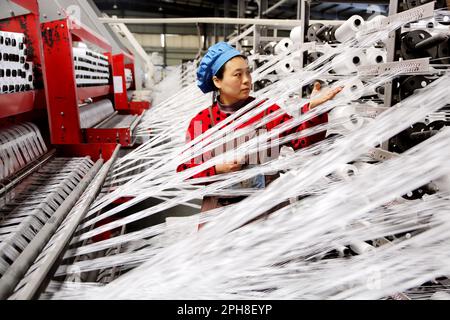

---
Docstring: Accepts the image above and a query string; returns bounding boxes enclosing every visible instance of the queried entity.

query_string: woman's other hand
[215,163,242,174]
[215,155,245,174]
[309,82,343,109]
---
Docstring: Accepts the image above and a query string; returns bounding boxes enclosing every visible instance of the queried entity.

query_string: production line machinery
[3,0,450,300]
[0,122,108,298]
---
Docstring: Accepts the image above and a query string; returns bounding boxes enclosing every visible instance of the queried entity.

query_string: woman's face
[213,56,252,104]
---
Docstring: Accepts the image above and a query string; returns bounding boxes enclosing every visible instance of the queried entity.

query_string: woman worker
[177,42,342,212]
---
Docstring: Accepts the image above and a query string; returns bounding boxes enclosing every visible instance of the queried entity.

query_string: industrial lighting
[160,34,165,48]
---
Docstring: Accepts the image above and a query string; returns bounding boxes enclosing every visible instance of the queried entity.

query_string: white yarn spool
[333,243,350,257]
[291,55,302,70]
[432,174,450,193]
[364,15,388,31]
[331,49,366,74]
[328,104,364,133]
[349,240,375,255]
[356,15,388,42]
[276,58,295,74]
[352,161,374,172]
[335,15,365,43]
[334,164,359,181]
[274,38,294,55]
[430,291,450,300]
[289,26,303,44]
[340,78,366,101]
[366,47,386,65]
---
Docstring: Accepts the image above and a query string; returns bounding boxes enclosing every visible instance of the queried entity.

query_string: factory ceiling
[93,0,389,24]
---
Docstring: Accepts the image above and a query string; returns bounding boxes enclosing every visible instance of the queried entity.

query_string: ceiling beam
[93,0,238,17]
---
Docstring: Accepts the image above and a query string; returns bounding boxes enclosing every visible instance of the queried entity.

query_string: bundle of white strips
[41,4,450,300]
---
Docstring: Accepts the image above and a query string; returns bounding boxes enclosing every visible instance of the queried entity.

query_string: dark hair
[211,55,247,103]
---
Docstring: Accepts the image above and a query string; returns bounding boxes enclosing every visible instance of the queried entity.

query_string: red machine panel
[0,0,45,119]
[85,127,133,146]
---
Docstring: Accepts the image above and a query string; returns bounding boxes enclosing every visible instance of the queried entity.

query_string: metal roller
[306,23,325,43]
[7,146,120,300]
[0,157,103,299]
[0,157,94,279]
[414,33,449,51]
[78,99,115,129]
[400,30,439,60]
[318,25,338,43]
[306,51,324,64]
[262,42,277,55]
[398,75,437,100]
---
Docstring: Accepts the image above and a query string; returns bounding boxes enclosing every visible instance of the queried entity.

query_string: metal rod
[262,0,290,16]
[93,111,118,129]
[228,25,255,45]
[10,145,121,300]
[130,112,144,133]
[224,0,231,41]
[103,17,345,26]
[0,150,56,197]
[216,17,343,41]
[99,17,304,27]
[0,155,107,300]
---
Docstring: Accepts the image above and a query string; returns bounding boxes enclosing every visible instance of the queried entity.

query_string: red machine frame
[110,52,150,115]
[39,15,119,158]
[41,16,112,144]
[1,1,151,160]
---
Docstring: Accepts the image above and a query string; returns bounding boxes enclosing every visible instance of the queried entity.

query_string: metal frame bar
[69,18,112,52]
[381,0,400,150]
[262,0,291,16]
[98,17,304,27]
[10,0,39,15]
[228,25,256,45]
[0,150,56,197]
[41,18,83,144]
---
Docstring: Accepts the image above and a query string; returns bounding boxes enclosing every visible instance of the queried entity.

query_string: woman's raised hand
[309,82,343,109]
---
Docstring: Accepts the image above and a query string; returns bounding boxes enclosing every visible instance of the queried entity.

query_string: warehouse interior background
[93,0,389,66]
